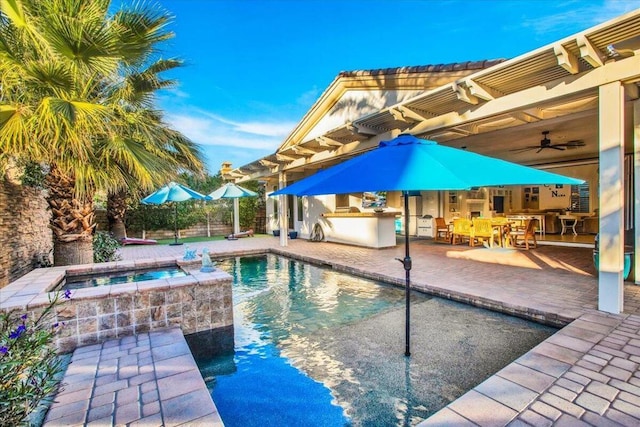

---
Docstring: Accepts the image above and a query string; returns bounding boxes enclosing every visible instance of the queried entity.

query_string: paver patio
[43,235,640,425]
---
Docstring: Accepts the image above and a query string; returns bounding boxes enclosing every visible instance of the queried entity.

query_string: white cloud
[202,113,295,138]
[519,0,640,36]
[165,110,295,151]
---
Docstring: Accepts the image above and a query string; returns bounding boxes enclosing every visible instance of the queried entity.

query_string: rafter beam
[389,106,426,123]
[452,82,479,105]
[554,44,580,74]
[519,107,545,120]
[510,111,542,123]
[291,146,317,157]
[346,122,378,136]
[259,159,279,168]
[577,35,605,68]
[464,79,502,101]
[317,136,343,147]
[225,171,245,180]
[275,153,296,162]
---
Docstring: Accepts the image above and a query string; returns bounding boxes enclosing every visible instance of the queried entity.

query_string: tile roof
[337,59,507,77]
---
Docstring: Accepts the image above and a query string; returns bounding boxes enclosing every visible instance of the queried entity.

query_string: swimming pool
[187,254,556,426]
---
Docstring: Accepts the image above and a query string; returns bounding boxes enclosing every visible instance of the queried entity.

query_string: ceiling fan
[511,131,585,153]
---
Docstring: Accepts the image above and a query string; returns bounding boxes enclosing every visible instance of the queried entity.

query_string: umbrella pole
[169,203,182,246]
[397,191,412,357]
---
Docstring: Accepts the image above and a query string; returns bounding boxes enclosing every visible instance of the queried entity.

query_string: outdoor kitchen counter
[321,211,399,248]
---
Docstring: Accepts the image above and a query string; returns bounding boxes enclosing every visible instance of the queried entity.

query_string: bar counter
[321,211,399,248]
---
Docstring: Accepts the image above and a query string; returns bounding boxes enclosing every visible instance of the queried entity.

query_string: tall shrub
[0,290,72,425]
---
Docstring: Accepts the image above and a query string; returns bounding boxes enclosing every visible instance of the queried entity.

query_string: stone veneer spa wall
[0,258,233,353]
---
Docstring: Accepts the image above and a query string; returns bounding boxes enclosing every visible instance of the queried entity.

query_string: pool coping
[0,257,215,311]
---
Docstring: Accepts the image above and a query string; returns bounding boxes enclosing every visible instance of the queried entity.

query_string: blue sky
[149,0,640,174]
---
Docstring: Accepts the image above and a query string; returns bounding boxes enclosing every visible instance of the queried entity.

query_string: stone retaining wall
[0,176,52,288]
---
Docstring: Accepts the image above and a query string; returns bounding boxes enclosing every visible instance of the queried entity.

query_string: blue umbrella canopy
[141,182,207,245]
[208,182,258,200]
[208,182,258,240]
[141,181,208,204]
[272,134,584,356]
[272,134,584,196]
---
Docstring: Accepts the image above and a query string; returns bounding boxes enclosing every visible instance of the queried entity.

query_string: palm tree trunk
[107,190,128,241]
[45,166,95,266]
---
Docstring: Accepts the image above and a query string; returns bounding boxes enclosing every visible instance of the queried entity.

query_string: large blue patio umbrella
[273,134,584,356]
[208,183,258,240]
[141,182,208,245]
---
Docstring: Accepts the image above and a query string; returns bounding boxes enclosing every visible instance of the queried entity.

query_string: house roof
[336,60,506,78]
[228,9,640,183]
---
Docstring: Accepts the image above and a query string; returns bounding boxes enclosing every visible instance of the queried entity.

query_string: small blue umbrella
[273,134,584,356]
[141,182,208,245]
[208,183,258,240]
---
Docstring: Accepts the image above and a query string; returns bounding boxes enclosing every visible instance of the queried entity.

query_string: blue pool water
[62,266,187,289]
[187,255,556,426]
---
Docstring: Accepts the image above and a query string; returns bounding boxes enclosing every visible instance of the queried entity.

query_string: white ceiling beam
[464,79,502,101]
[510,111,542,123]
[259,159,279,168]
[554,44,580,74]
[317,136,343,147]
[346,122,379,136]
[408,54,640,135]
[624,83,639,100]
[275,153,296,162]
[577,35,605,68]
[452,82,479,105]
[291,146,317,157]
[389,106,426,123]
[519,107,546,120]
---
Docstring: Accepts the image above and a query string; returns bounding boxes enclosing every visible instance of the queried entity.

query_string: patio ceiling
[232,10,640,183]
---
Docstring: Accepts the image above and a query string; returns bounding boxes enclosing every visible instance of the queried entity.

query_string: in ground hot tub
[1,257,233,353]
[61,265,189,290]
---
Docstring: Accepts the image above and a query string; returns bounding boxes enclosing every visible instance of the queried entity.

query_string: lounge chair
[120,237,158,246]
[226,229,254,239]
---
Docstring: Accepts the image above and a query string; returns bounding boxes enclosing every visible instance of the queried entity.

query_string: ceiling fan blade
[550,146,566,151]
[536,147,544,153]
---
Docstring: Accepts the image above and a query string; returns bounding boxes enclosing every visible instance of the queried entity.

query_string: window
[570,184,590,213]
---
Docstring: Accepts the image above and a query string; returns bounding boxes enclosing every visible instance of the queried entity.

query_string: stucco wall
[0,177,52,288]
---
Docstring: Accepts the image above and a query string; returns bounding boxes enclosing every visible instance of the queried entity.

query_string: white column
[233,198,240,235]
[278,172,288,247]
[598,81,625,313]
[634,98,640,285]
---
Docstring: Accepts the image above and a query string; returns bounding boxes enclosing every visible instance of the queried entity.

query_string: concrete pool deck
[44,236,640,425]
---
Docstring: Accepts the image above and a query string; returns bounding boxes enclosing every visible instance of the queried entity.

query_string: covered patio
[229,9,640,316]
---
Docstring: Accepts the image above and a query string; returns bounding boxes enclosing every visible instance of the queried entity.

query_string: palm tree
[0,0,204,264]
[104,62,206,241]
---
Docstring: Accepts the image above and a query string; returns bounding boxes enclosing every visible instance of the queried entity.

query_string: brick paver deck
[44,328,222,427]
[45,236,640,425]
